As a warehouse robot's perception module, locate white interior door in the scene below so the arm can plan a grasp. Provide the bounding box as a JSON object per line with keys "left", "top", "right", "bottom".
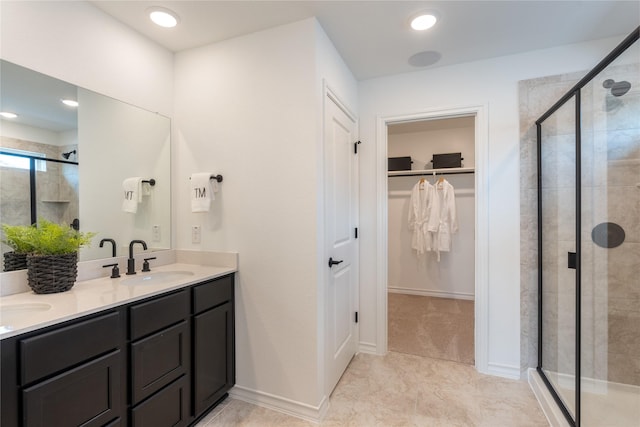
{"left": 324, "top": 92, "right": 358, "bottom": 395}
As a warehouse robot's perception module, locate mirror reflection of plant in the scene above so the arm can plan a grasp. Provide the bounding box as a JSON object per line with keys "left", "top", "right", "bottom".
{"left": 1, "top": 223, "right": 36, "bottom": 254}
{"left": 1, "top": 219, "right": 95, "bottom": 256}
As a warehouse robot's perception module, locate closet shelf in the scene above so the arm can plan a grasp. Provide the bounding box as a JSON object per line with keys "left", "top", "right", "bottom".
{"left": 388, "top": 167, "right": 475, "bottom": 177}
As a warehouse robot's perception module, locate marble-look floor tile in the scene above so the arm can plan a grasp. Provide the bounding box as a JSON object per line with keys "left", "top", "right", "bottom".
{"left": 199, "top": 352, "right": 549, "bottom": 426}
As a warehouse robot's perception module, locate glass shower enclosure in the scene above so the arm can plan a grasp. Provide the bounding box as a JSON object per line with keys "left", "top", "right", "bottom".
{"left": 536, "top": 27, "right": 639, "bottom": 426}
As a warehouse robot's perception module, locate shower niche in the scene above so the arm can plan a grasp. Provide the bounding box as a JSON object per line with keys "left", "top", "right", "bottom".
{"left": 536, "top": 27, "right": 639, "bottom": 426}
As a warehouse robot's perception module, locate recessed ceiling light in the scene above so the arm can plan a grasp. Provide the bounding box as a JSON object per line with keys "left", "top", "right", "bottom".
{"left": 0, "top": 112, "right": 18, "bottom": 119}
{"left": 411, "top": 13, "right": 438, "bottom": 31}
{"left": 61, "top": 99, "right": 79, "bottom": 107}
{"left": 149, "top": 7, "right": 179, "bottom": 28}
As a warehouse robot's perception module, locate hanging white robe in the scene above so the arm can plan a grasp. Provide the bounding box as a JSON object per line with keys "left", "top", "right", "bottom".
{"left": 428, "top": 178, "right": 458, "bottom": 259}
{"left": 408, "top": 179, "right": 435, "bottom": 254}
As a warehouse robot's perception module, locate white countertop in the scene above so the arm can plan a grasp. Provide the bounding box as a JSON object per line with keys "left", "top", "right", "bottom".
{"left": 0, "top": 263, "right": 236, "bottom": 340}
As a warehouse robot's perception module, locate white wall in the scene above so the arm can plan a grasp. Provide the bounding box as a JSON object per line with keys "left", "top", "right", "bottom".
{"left": 0, "top": 1, "right": 173, "bottom": 116}
{"left": 78, "top": 88, "right": 171, "bottom": 260}
{"left": 0, "top": 121, "right": 67, "bottom": 147}
{"left": 358, "top": 36, "right": 626, "bottom": 374}
{"left": 173, "top": 18, "right": 356, "bottom": 414}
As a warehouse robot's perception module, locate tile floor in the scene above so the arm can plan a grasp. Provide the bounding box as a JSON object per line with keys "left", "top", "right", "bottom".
{"left": 197, "top": 295, "right": 548, "bottom": 426}
{"left": 197, "top": 352, "right": 549, "bottom": 426}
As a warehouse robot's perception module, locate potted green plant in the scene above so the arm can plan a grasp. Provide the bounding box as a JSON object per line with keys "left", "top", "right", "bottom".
{"left": 1, "top": 223, "right": 35, "bottom": 271}
{"left": 2, "top": 220, "right": 95, "bottom": 294}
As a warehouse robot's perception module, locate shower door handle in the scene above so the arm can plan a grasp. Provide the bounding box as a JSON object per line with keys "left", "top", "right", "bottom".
{"left": 567, "top": 252, "right": 576, "bottom": 269}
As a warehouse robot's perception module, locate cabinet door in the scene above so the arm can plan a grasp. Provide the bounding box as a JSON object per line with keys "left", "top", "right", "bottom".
{"left": 193, "top": 301, "right": 234, "bottom": 416}
{"left": 22, "top": 351, "right": 121, "bottom": 427}
{"left": 131, "top": 375, "right": 189, "bottom": 427}
{"left": 131, "top": 321, "right": 190, "bottom": 404}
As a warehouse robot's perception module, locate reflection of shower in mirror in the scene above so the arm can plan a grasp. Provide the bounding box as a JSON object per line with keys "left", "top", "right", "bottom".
{"left": 61, "top": 149, "right": 76, "bottom": 160}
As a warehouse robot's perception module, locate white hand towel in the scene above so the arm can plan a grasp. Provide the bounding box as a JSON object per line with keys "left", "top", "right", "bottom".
{"left": 122, "top": 177, "right": 142, "bottom": 213}
{"left": 191, "top": 173, "right": 213, "bottom": 212}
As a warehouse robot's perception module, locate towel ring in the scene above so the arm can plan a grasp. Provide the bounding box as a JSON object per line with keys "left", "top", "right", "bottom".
{"left": 142, "top": 179, "right": 156, "bottom": 186}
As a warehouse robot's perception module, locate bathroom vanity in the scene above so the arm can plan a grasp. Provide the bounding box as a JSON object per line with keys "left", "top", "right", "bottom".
{"left": 0, "top": 264, "right": 235, "bottom": 427}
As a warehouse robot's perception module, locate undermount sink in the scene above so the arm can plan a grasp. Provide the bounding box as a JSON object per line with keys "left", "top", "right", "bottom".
{"left": 0, "top": 303, "right": 53, "bottom": 324}
{"left": 120, "top": 270, "right": 195, "bottom": 285}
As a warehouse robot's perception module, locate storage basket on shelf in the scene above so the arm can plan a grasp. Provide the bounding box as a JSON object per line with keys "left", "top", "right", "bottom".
{"left": 388, "top": 156, "right": 413, "bottom": 171}
{"left": 431, "top": 152, "right": 463, "bottom": 169}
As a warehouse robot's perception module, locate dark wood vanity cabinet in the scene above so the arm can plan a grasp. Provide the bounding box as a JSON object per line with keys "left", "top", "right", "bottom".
{"left": 0, "top": 272, "right": 235, "bottom": 427}
{"left": 129, "top": 290, "right": 191, "bottom": 427}
{"left": 192, "top": 275, "right": 235, "bottom": 418}
{"left": 1, "top": 310, "right": 126, "bottom": 427}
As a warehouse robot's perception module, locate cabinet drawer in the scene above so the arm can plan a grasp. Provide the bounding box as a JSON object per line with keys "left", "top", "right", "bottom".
{"left": 131, "top": 321, "right": 190, "bottom": 404}
{"left": 22, "top": 350, "right": 121, "bottom": 427}
{"left": 130, "top": 290, "right": 189, "bottom": 340}
{"left": 20, "top": 311, "right": 120, "bottom": 385}
{"left": 131, "top": 375, "right": 189, "bottom": 427}
{"left": 192, "top": 274, "right": 234, "bottom": 314}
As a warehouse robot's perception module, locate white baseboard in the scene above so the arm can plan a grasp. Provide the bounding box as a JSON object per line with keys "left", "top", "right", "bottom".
{"left": 229, "top": 385, "right": 328, "bottom": 423}
{"left": 358, "top": 341, "right": 378, "bottom": 355}
{"left": 388, "top": 286, "right": 474, "bottom": 301}
{"left": 487, "top": 362, "right": 521, "bottom": 380}
{"left": 528, "top": 368, "right": 570, "bottom": 427}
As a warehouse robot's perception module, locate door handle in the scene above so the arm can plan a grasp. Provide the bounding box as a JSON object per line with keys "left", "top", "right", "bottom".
{"left": 328, "top": 257, "right": 344, "bottom": 268}
{"left": 568, "top": 252, "right": 576, "bottom": 269}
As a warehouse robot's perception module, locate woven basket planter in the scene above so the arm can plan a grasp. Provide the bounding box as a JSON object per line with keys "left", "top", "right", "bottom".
{"left": 3, "top": 251, "right": 28, "bottom": 272}
{"left": 26, "top": 253, "right": 78, "bottom": 294}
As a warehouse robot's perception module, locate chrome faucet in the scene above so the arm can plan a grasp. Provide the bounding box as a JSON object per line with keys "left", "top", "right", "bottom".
{"left": 126, "top": 240, "right": 148, "bottom": 275}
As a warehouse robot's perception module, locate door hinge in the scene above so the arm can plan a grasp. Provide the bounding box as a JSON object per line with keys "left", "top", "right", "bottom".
{"left": 354, "top": 140, "right": 362, "bottom": 154}
{"left": 354, "top": 227, "right": 358, "bottom": 239}
{"left": 355, "top": 312, "right": 359, "bottom": 323}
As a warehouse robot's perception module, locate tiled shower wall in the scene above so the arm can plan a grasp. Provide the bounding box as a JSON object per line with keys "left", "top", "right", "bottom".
{"left": 519, "top": 62, "right": 639, "bottom": 385}
{"left": 1, "top": 137, "right": 79, "bottom": 256}
{"left": 519, "top": 71, "right": 582, "bottom": 378}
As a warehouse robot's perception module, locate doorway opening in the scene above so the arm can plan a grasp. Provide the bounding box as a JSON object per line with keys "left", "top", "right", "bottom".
{"left": 387, "top": 116, "right": 476, "bottom": 364}
{"left": 375, "top": 105, "right": 489, "bottom": 373}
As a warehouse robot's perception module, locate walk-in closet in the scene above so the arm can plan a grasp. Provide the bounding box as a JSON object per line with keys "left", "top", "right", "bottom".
{"left": 387, "top": 116, "right": 476, "bottom": 365}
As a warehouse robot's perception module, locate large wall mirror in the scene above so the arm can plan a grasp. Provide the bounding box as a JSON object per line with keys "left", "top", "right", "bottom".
{"left": 0, "top": 60, "right": 171, "bottom": 269}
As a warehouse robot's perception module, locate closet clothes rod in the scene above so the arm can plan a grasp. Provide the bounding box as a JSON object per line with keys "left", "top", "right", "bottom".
{"left": 388, "top": 167, "right": 475, "bottom": 177}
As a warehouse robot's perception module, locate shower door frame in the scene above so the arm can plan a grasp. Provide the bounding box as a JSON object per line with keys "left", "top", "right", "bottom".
{"left": 535, "top": 27, "right": 639, "bottom": 427}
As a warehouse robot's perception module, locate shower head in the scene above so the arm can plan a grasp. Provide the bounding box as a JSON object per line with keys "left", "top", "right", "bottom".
{"left": 603, "top": 79, "right": 631, "bottom": 97}
{"left": 61, "top": 150, "right": 76, "bottom": 159}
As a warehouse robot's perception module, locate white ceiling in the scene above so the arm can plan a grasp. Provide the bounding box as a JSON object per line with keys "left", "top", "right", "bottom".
{"left": 92, "top": 1, "right": 640, "bottom": 80}
{"left": 1, "top": 60, "right": 78, "bottom": 132}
